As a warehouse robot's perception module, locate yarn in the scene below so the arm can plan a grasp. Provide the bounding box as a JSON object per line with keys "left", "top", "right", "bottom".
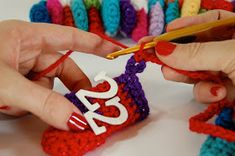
{"left": 71, "top": 0, "right": 89, "bottom": 31}
{"left": 30, "top": 1, "right": 51, "bottom": 23}
{"left": 120, "top": 0, "right": 137, "bottom": 37}
{"left": 201, "top": 0, "right": 234, "bottom": 11}
{"left": 149, "top": 2, "right": 165, "bottom": 36}
{"left": 88, "top": 7, "right": 104, "bottom": 34}
{"left": 46, "top": 0, "right": 64, "bottom": 24}
{"left": 131, "top": 0, "right": 148, "bottom": 42}
{"left": 148, "top": 0, "right": 165, "bottom": 10}
{"left": 200, "top": 108, "right": 235, "bottom": 156}
{"left": 181, "top": 0, "right": 201, "bottom": 17}
{"left": 101, "top": 0, "right": 120, "bottom": 37}
{"left": 84, "top": 0, "right": 100, "bottom": 9}
{"left": 41, "top": 55, "right": 149, "bottom": 156}
{"left": 165, "top": 0, "right": 180, "bottom": 24}
{"left": 63, "top": 5, "right": 75, "bottom": 27}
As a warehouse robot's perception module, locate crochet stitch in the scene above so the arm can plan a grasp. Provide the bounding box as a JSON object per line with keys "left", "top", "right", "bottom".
{"left": 101, "top": 0, "right": 120, "bottom": 37}
{"left": 181, "top": 0, "right": 201, "bottom": 17}
{"left": 120, "top": 0, "right": 137, "bottom": 37}
{"left": 71, "top": 0, "right": 89, "bottom": 31}
{"left": 200, "top": 108, "right": 235, "bottom": 156}
{"left": 47, "top": 0, "right": 64, "bottom": 24}
{"left": 165, "top": 0, "right": 180, "bottom": 24}
{"left": 30, "top": 1, "right": 51, "bottom": 23}
{"left": 149, "top": 2, "right": 165, "bottom": 36}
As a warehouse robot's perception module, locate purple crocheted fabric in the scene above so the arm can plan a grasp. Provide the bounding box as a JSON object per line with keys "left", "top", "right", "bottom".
{"left": 120, "top": 0, "right": 137, "bottom": 37}
{"left": 65, "top": 56, "right": 149, "bottom": 121}
{"left": 149, "top": 2, "right": 164, "bottom": 36}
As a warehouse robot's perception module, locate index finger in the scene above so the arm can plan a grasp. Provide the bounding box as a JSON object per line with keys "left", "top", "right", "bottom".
{"left": 14, "top": 20, "right": 121, "bottom": 57}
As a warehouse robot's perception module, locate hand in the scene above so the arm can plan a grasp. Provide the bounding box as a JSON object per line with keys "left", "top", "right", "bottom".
{"left": 0, "top": 20, "right": 120, "bottom": 131}
{"left": 140, "top": 10, "right": 235, "bottom": 104}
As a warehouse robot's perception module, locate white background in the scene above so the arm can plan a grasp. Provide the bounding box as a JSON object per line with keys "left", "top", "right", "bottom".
{"left": 0, "top": 0, "right": 207, "bottom": 156}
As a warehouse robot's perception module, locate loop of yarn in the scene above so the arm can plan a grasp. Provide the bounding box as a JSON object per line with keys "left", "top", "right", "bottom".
{"left": 47, "top": 0, "right": 64, "bottom": 24}
{"left": 120, "top": 0, "right": 137, "bottom": 37}
{"left": 30, "top": 1, "right": 52, "bottom": 23}
{"left": 71, "top": 0, "right": 89, "bottom": 31}
{"left": 149, "top": 2, "right": 165, "bottom": 36}
{"left": 101, "top": 0, "right": 120, "bottom": 37}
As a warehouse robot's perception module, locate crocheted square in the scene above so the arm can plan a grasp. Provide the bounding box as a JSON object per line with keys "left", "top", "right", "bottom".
{"left": 41, "top": 56, "right": 149, "bottom": 156}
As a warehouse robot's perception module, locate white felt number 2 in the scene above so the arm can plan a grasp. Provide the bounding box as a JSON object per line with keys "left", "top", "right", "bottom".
{"left": 76, "top": 71, "right": 128, "bottom": 135}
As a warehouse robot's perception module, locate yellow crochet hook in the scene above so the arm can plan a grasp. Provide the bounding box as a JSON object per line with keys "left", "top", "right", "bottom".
{"left": 106, "top": 17, "right": 235, "bottom": 60}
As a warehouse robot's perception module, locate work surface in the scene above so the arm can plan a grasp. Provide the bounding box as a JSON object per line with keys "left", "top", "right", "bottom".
{"left": 0, "top": 1, "right": 206, "bottom": 156}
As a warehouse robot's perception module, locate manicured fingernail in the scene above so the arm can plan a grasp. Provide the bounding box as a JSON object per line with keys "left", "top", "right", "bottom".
{"left": 210, "top": 86, "right": 221, "bottom": 96}
{"left": 67, "top": 112, "right": 89, "bottom": 131}
{"left": 0, "top": 106, "right": 10, "bottom": 110}
{"left": 155, "top": 41, "right": 176, "bottom": 56}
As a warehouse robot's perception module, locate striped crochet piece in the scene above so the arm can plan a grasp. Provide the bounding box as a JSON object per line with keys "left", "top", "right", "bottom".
{"left": 41, "top": 55, "right": 149, "bottom": 156}
{"left": 101, "top": 0, "right": 120, "bottom": 37}
{"left": 47, "top": 0, "right": 63, "bottom": 24}
{"left": 200, "top": 108, "right": 235, "bottom": 156}
{"left": 71, "top": 0, "right": 89, "bottom": 31}
{"left": 30, "top": 1, "right": 51, "bottom": 23}
{"left": 165, "top": 0, "right": 180, "bottom": 24}
{"left": 149, "top": 2, "right": 165, "bottom": 36}
{"left": 181, "top": 0, "right": 201, "bottom": 17}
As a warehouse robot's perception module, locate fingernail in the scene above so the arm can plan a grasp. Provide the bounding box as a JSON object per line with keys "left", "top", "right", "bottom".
{"left": 67, "top": 112, "right": 89, "bottom": 131}
{"left": 210, "top": 86, "right": 221, "bottom": 96}
{"left": 155, "top": 41, "right": 176, "bottom": 56}
{"left": 0, "top": 106, "right": 10, "bottom": 110}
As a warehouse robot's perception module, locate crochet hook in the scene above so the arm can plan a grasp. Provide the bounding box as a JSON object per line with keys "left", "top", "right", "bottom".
{"left": 106, "top": 17, "right": 235, "bottom": 60}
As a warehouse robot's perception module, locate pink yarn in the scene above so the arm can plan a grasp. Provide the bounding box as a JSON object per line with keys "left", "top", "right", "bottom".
{"left": 47, "top": 0, "right": 64, "bottom": 24}
{"left": 131, "top": 8, "right": 148, "bottom": 42}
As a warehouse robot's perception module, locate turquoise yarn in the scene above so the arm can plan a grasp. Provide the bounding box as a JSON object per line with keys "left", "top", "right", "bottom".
{"left": 165, "top": 0, "right": 179, "bottom": 24}
{"left": 101, "top": 0, "right": 120, "bottom": 37}
{"left": 200, "top": 108, "right": 235, "bottom": 156}
{"left": 71, "top": 0, "right": 88, "bottom": 31}
{"left": 30, "top": 1, "right": 51, "bottom": 23}
{"left": 148, "top": 0, "right": 165, "bottom": 10}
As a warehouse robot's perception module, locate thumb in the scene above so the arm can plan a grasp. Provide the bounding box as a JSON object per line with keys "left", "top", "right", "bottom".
{"left": 155, "top": 40, "right": 235, "bottom": 84}
{"left": 0, "top": 61, "right": 88, "bottom": 131}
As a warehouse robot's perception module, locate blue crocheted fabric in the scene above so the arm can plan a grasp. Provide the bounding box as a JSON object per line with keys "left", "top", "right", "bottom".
{"left": 101, "top": 0, "right": 120, "bottom": 37}
{"left": 71, "top": 0, "right": 89, "bottom": 31}
{"left": 30, "top": 0, "right": 51, "bottom": 23}
{"left": 200, "top": 108, "right": 235, "bottom": 156}
{"left": 165, "top": 0, "right": 179, "bottom": 24}
{"left": 148, "top": 0, "right": 165, "bottom": 11}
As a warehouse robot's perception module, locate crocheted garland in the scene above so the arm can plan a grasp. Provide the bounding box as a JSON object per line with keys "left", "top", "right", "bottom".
{"left": 30, "top": 0, "right": 235, "bottom": 42}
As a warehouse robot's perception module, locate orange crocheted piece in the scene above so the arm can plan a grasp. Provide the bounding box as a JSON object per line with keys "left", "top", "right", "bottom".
{"left": 88, "top": 7, "right": 104, "bottom": 34}
{"left": 63, "top": 5, "right": 75, "bottom": 27}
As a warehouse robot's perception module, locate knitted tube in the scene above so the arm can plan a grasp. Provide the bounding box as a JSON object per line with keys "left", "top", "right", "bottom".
{"left": 84, "top": 0, "right": 101, "bottom": 9}
{"left": 181, "top": 0, "right": 201, "bottom": 17}
{"left": 148, "top": 0, "right": 165, "bottom": 10}
{"left": 41, "top": 56, "right": 149, "bottom": 156}
{"left": 101, "top": 0, "right": 120, "bottom": 37}
{"left": 30, "top": 1, "right": 52, "bottom": 23}
{"left": 63, "top": 5, "right": 75, "bottom": 27}
{"left": 200, "top": 108, "right": 235, "bottom": 156}
{"left": 131, "top": 0, "right": 148, "bottom": 42}
{"left": 71, "top": 0, "right": 89, "bottom": 31}
{"left": 120, "top": 0, "right": 137, "bottom": 37}
{"left": 46, "top": 0, "right": 64, "bottom": 24}
{"left": 165, "top": 0, "right": 180, "bottom": 25}
{"left": 149, "top": 2, "right": 164, "bottom": 36}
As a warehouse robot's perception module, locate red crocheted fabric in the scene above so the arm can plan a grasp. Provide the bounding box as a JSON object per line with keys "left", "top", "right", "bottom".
{"left": 88, "top": 7, "right": 104, "bottom": 34}
{"left": 63, "top": 5, "right": 75, "bottom": 27}
{"left": 201, "top": 0, "right": 234, "bottom": 11}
